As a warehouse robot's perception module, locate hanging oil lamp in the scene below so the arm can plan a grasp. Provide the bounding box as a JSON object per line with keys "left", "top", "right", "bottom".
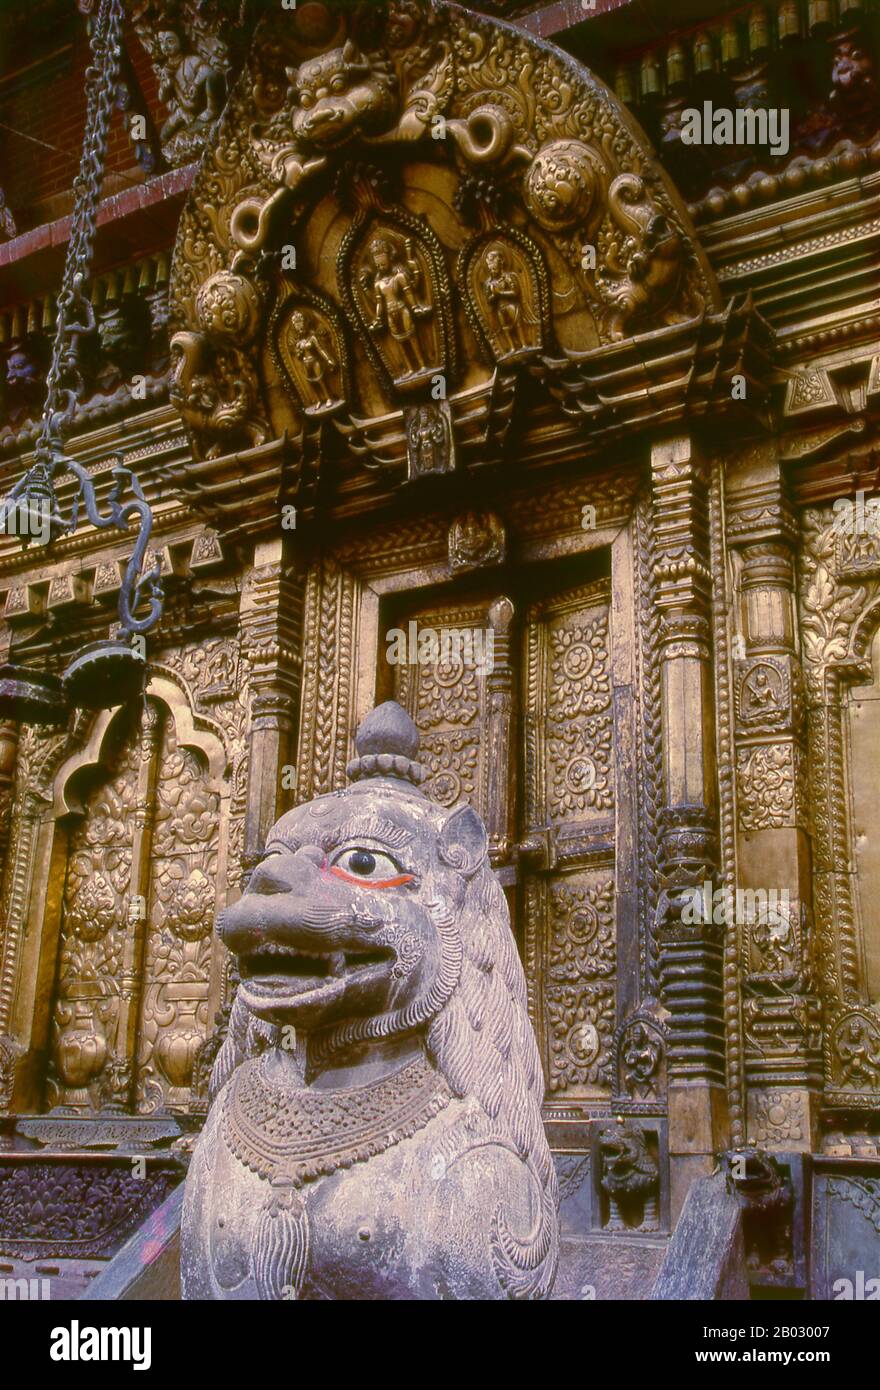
{"left": 0, "top": 0, "right": 163, "bottom": 723}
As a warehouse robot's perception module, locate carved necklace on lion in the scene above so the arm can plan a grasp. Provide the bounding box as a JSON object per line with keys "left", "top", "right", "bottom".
{"left": 222, "top": 1047, "right": 452, "bottom": 1187}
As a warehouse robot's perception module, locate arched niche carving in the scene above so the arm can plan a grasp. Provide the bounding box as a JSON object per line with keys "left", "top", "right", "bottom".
{"left": 168, "top": 0, "right": 722, "bottom": 491}
{"left": 52, "top": 672, "right": 227, "bottom": 821}
{"left": 33, "top": 678, "right": 232, "bottom": 1117}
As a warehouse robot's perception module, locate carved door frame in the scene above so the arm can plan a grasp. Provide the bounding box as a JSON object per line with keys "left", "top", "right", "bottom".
{"left": 800, "top": 544, "right": 880, "bottom": 1111}
{"left": 293, "top": 465, "right": 651, "bottom": 1126}
{"left": 0, "top": 673, "right": 232, "bottom": 1114}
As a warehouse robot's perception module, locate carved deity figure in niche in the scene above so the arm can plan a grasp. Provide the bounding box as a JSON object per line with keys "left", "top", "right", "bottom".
{"left": 621, "top": 1021, "right": 661, "bottom": 1099}
{"left": 156, "top": 28, "right": 227, "bottom": 149}
{"left": 181, "top": 702, "right": 559, "bottom": 1299}
{"left": 359, "top": 235, "right": 432, "bottom": 380}
{"left": 751, "top": 909, "right": 795, "bottom": 976}
{"left": 279, "top": 308, "right": 341, "bottom": 411}
{"left": 406, "top": 401, "right": 454, "bottom": 479}
{"left": 744, "top": 666, "right": 778, "bottom": 711}
{"left": 740, "top": 661, "right": 785, "bottom": 723}
{"left": 449, "top": 511, "right": 505, "bottom": 573}
{"left": 482, "top": 248, "right": 528, "bottom": 353}
{"left": 836, "top": 1016, "right": 880, "bottom": 1090}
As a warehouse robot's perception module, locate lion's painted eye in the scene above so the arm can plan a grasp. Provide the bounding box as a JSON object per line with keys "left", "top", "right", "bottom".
{"left": 331, "top": 75, "right": 345, "bottom": 92}
{"left": 299, "top": 91, "right": 314, "bottom": 109}
{"left": 328, "top": 847, "right": 415, "bottom": 887}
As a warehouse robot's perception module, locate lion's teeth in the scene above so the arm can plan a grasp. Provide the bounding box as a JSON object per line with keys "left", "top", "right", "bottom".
{"left": 260, "top": 942, "right": 331, "bottom": 959}
{"left": 329, "top": 951, "right": 346, "bottom": 977}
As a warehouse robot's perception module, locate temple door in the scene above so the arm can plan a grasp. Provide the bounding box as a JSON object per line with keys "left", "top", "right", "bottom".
{"left": 391, "top": 573, "right": 620, "bottom": 1106}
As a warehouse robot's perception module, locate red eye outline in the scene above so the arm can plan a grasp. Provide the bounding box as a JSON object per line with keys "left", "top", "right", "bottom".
{"left": 327, "top": 865, "right": 415, "bottom": 889}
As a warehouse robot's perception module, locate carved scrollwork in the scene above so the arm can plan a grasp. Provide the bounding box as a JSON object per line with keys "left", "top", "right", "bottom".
{"left": 596, "top": 174, "right": 700, "bottom": 341}
{"left": 169, "top": 0, "right": 717, "bottom": 481}
{"left": 170, "top": 330, "right": 271, "bottom": 460}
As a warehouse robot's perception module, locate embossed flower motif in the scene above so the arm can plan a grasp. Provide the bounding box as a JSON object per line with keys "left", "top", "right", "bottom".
{"left": 420, "top": 731, "right": 479, "bottom": 807}
{"left": 169, "top": 868, "right": 214, "bottom": 941}
{"left": 550, "top": 614, "right": 610, "bottom": 718}
{"left": 749, "top": 1090, "right": 804, "bottom": 1144}
{"left": 548, "top": 878, "right": 615, "bottom": 981}
{"left": 736, "top": 744, "right": 795, "bottom": 830}
{"left": 548, "top": 717, "right": 613, "bottom": 816}
{"left": 66, "top": 874, "right": 118, "bottom": 941}
{"left": 547, "top": 986, "right": 614, "bottom": 1093}
{"left": 416, "top": 660, "right": 479, "bottom": 728}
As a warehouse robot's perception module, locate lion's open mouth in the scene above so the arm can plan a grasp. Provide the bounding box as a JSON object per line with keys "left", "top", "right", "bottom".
{"left": 239, "top": 941, "right": 394, "bottom": 996}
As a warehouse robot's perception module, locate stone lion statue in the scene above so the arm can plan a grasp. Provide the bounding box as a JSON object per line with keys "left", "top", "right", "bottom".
{"left": 182, "top": 701, "right": 559, "bottom": 1299}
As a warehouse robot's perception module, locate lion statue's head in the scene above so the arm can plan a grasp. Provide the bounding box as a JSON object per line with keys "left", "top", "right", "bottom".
{"left": 206, "top": 700, "right": 558, "bottom": 1299}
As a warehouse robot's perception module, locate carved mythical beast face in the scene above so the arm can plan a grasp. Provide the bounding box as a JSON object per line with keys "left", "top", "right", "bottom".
{"left": 218, "top": 783, "right": 488, "bottom": 1034}
{"left": 831, "top": 38, "right": 876, "bottom": 104}
{"left": 287, "top": 41, "right": 397, "bottom": 151}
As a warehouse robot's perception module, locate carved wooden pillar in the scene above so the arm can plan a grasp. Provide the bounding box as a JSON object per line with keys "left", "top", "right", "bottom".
{"left": 0, "top": 780, "right": 55, "bottom": 1112}
{"left": 727, "top": 449, "right": 821, "bottom": 1152}
{"left": 107, "top": 701, "right": 162, "bottom": 1112}
{"left": 238, "top": 537, "right": 303, "bottom": 881}
{"left": 651, "top": 435, "right": 727, "bottom": 1217}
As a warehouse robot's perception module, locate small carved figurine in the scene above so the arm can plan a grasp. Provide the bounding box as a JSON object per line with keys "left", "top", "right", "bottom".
{"left": 482, "top": 248, "right": 528, "bottom": 354}
{"left": 284, "top": 309, "right": 339, "bottom": 408}
{"left": 156, "top": 28, "right": 227, "bottom": 151}
{"left": 406, "top": 402, "right": 453, "bottom": 478}
{"left": 360, "top": 235, "right": 432, "bottom": 378}
{"left": 598, "top": 1121, "right": 660, "bottom": 1232}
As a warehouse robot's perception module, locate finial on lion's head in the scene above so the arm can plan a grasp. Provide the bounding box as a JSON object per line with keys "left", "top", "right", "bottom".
{"left": 345, "top": 699, "right": 428, "bottom": 787}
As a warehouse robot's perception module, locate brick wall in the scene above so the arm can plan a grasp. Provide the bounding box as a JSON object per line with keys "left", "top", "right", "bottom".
{"left": 0, "top": 5, "right": 168, "bottom": 233}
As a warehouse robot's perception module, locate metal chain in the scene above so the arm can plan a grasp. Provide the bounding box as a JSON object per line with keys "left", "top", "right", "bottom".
{"left": 36, "top": 0, "right": 125, "bottom": 463}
